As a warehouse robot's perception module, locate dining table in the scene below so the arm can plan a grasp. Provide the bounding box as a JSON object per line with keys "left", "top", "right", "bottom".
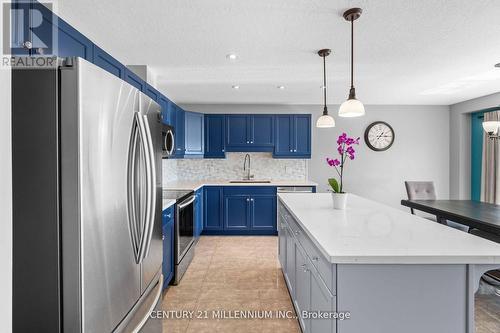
{"left": 400, "top": 199, "right": 500, "bottom": 236}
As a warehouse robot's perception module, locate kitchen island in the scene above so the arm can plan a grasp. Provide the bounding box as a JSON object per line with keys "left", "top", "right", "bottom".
{"left": 278, "top": 193, "right": 500, "bottom": 333}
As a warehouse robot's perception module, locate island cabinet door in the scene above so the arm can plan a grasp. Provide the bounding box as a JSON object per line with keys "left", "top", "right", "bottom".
{"left": 278, "top": 215, "right": 287, "bottom": 270}
{"left": 285, "top": 227, "right": 296, "bottom": 297}
{"left": 310, "top": 269, "right": 336, "bottom": 333}
{"left": 224, "top": 195, "right": 250, "bottom": 230}
{"left": 295, "top": 244, "right": 311, "bottom": 332}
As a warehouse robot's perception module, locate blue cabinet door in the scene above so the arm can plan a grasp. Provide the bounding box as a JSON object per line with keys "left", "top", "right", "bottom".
{"left": 250, "top": 195, "right": 276, "bottom": 231}
{"left": 194, "top": 188, "right": 203, "bottom": 237}
{"left": 226, "top": 115, "right": 248, "bottom": 147}
{"left": 273, "top": 115, "right": 311, "bottom": 158}
{"left": 124, "top": 69, "right": 145, "bottom": 91}
{"left": 293, "top": 115, "right": 311, "bottom": 157}
{"left": 144, "top": 84, "right": 160, "bottom": 102}
{"left": 274, "top": 115, "right": 293, "bottom": 156}
{"left": 162, "top": 207, "right": 174, "bottom": 289}
{"left": 204, "top": 187, "right": 223, "bottom": 231}
{"left": 158, "top": 96, "right": 170, "bottom": 125}
{"left": 250, "top": 115, "right": 274, "bottom": 146}
{"left": 23, "top": 2, "right": 93, "bottom": 59}
{"left": 204, "top": 115, "right": 226, "bottom": 158}
{"left": 184, "top": 112, "right": 204, "bottom": 157}
{"left": 224, "top": 195, "right": 250, "bottom": 230}
{"left": 173, "top": 105, "right": 185, "bottom": 158}
{"left": 92, "top": 45, "right": 126, "bottom": 79}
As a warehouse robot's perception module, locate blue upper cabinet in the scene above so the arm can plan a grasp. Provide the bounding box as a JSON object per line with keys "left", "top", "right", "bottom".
{"left": 124, "top": 69, "right": 145, "bottom": 91}
{"left": 226, "top": 115, "right": 248, "bottom": 147}
{"left": 204, "top": 115, "right": 226, "bottom": 158}
{"left": 172, "top": 105, "right": 185, "bottom": 158}
{"left": 158, "top": 96, "right": 171, "bottom": 125}
{"left": 293, "top": 115, "right": 311, "bottom": 156}
{"left": 12, "top": 2, "right": 93, "bottom": 59}
{"left": 250, "top": 115, "right": 274, "bottom": 146}
{"left": 92, "top": 45, "right": 126, "bottom": 79}
{"left": 144, "top": 84, "right": 160, "bottom": 102}
{"left": 184, "top": 111, "right": 204, "bottom": 158}
{"left": 225, "top": 115, "right": 274, "bottom": 152}
{"left": 274, "top": 114, "right": 311, "bottom": 158}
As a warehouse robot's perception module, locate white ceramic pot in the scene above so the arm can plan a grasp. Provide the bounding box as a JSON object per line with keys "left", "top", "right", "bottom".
{"left": 331, "top": 192, "right": 348, "bottom": 210}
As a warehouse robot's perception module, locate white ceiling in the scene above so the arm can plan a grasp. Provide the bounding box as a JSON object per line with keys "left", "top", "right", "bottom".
{"left": 56, "top": 0, "right": 500, "bottom": 105}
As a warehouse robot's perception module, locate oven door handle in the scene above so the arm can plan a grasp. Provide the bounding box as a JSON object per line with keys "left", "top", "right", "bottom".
{"left": 177, "top": 195, "right": 196, "bottom": 210}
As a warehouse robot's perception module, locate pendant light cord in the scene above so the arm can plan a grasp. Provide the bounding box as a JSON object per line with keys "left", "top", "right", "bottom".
{"left": 323, "top": 54, "right": 327, "bottom": 114}
{"left": 350, "top": 18, "right": 354, "bottom": 89}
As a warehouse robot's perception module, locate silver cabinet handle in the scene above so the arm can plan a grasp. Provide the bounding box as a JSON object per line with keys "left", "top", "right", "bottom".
{"left": 162, "top": 235, "right": 165, "bottom": 241}
{"left": 222, "top": 149, "right": 225, "bottom": 152}
{"left": 251, "top": 141, "right": 254, "bottom": 144}
{"left": 289, "top": 149, "right": 293, "bottom": 152}
{"left": 165, "top": 214, "right": 171, "bottom": 219}
{"left": 251, "top": 198, "right": 254, "bottom": 202}
{"left": 294, "top": 230, "right": 300, "bottom": 235}
{"left": 246, "top": 198, "right": 250, "bottom": 202}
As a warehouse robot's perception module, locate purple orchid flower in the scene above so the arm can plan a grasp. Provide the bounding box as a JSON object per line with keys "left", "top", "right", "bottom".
{"left": 326, "top": 133, "right": 361, "bottom": 193}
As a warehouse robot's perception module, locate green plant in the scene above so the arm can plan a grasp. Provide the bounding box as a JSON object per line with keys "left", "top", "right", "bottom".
{"left": 328, "top": 178, "right": 340, "bottom": 193}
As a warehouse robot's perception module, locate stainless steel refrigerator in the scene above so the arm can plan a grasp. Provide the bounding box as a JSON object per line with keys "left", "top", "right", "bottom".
{"left": 12, "top": 57, "right": 163, "bottom": 332}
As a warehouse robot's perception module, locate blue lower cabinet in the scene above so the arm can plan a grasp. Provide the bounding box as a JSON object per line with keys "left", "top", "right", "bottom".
{"left": 251, "top": 195, "right": 276, "bottom": 231}
{"left": 224, "top": 195, "right": 250, "bottom": 230}
{"left": 203, "top": 186, "right": 277, "bottom": 235}
{"left": 162, "top": 207, "right": 174, "bottom": 289}
{"left": 203, "top": 186, "right": 224, "bottom": 231}
{"left": 194, "top": 188, "right": 203, "bottom": 237}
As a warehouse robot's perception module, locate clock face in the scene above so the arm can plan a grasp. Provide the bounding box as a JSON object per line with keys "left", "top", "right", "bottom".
{"left": 364, "top": 121, "right": 395, "bottom": 151}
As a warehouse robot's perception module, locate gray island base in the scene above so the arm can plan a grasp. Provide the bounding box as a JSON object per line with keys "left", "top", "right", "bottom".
{"left": 277, "top": 193, "right": 500, "bottom": 333}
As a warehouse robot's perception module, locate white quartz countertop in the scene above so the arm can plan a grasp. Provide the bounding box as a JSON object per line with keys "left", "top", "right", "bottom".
{"left": 162, "top": 199, "right": 176, "bottom": 211}
{"left": 163, "top": 180, "right": 318, "bottom": 191}
{"left": 278, "top": 193, "right": 500, "bottom": 264}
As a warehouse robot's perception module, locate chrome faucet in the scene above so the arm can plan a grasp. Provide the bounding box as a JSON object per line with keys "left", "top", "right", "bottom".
{"left": 243, "top": 154, "right": 254, "bottom": 180}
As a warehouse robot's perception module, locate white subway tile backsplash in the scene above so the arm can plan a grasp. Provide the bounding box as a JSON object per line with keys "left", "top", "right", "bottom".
{"left": 162, "top": 153, "right": 307, "bottom": 184}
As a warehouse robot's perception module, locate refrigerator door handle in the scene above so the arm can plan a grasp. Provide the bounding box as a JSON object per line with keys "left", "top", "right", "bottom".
{"left": 141, "top": 114, "right": 157, "bottom": 260}
{"left": 127, "top": 114, "right": 141, "bottom": 263}
{"left": 136, "top": 112, "right": 153, "bottom": 263}
{"left": 130, "top": 274, "right": 163, "bottom": 333}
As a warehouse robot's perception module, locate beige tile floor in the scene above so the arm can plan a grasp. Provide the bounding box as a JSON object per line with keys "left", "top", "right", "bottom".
{"left": 162, "top": 236, "right": 500, "bottom": 333}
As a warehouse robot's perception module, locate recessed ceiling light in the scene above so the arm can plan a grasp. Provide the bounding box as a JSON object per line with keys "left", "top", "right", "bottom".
{"left": 226, "top": 53, "right": 238, "bottom": 61}
{"left": 277, "top": 85, "right": 285, "bottom": 90}
{"left": 232, "top": 85, "right": 240, "bottom": 89}
{"left": 495, "top": 63, "right": 500, "bottom": 68}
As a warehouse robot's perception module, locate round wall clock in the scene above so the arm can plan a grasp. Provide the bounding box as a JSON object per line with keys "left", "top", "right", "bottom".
{"left": 364, "top": 121, "right": 395, "bottom": 151}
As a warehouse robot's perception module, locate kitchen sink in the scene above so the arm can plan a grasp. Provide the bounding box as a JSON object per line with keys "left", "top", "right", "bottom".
{"left": 229, "top": 180, "right": 272, "bottom": 183}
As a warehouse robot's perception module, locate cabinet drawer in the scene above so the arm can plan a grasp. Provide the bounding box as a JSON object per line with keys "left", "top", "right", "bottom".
{"left": 281, "top": 206, "right": 336, "bottom": 295}
{"left": 223, "top": 186, "right": 276, "bottom": 196}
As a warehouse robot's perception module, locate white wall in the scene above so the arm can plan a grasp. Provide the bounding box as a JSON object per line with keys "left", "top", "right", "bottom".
{"left": 449, "top": 92, "right": 500, "bottom": 199}
{"left": 182, "top": 104, "right": 450, "bottom": 209}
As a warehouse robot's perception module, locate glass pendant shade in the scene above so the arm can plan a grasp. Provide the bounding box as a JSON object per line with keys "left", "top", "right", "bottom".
{"left": 339, "top": 98, "right": 365, "bottom": 117}
{"left": 483, "top": 121, "right": 500, "bottom": 135}
{"left": 316, "top": 114, "right": 336, "bottom": 128}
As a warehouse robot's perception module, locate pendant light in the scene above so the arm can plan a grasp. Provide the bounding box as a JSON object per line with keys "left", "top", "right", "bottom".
{"left": 316, "top": 49, "right": 335, "bottom": 128}
{"left": 339, "top": 8, "right": 365, "bottom": 117}
{"left": 483, "top": 121, "right": 500, "bottom": 139}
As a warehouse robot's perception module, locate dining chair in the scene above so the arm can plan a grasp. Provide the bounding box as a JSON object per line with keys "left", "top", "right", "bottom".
{"left": 404, "top": 181, "right": 469, "bottom": 232}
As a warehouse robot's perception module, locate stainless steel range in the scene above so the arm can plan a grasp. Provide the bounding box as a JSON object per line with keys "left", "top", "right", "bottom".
{"left": 163, "top": 190, "right": 196, "bottom": 284}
